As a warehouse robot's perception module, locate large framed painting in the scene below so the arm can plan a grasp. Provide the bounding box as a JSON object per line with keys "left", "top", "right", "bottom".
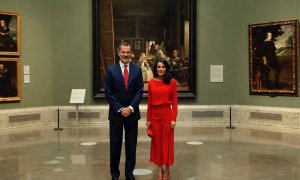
{"left": 93, "top": 0, "right": 197, "bottom": 98}
{"left": 249, "top": 20, "right": 298, "bottom": 96}
{"left": 0, "top": 11, "right": 21, "bottom": 56}
{"left": 0, "top": 58, "right": 20, "bottom": 102}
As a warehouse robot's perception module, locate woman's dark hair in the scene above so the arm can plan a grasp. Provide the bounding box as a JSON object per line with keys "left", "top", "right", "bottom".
{"left": 153, "top": 59, "right": 172, "bottom": 84}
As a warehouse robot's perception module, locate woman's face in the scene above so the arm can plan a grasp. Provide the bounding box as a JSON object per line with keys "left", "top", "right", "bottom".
{"left": 139, "top": 53, "right": 145, "bottom": 63}
{"left": 156, "top": 62, "right": 166, "bottom": 77}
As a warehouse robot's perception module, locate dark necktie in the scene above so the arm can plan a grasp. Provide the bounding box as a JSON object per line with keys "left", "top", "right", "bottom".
{"left": 124, "top": 64, "right": 129, "bottom": 89}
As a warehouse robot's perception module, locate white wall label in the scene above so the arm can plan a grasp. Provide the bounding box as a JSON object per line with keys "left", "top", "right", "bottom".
{"left": 70, "top": 89, "right": 86, "bottom": 104}
{"left": 24, "top": 65, "right": 30, "bottom": 75}
{"left": 24, "top": 74, "right": 30, "bottom": 84}
{"left": 210, "top": 65, "right": 223, "bottom": 83}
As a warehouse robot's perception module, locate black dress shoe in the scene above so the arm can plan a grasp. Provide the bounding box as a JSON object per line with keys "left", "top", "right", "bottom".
{"left": 126, "top": 175, "right": 136, "bottom": 180}
{"left": 111, "top": 177, "right": 119, "bottom": 180}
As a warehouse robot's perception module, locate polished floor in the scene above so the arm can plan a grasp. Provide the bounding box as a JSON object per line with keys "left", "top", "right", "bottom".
{"left": 0, "top": 125, "right": 300, "bottom": 180}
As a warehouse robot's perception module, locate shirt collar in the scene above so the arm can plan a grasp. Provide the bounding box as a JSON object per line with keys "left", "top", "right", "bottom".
{"left": 119, "top": 61, "right": 129, "bottom": 68}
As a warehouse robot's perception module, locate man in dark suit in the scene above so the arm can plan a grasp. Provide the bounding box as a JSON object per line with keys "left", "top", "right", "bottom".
{"left": 105, "top": 42, "right": 144, "bottom": 180}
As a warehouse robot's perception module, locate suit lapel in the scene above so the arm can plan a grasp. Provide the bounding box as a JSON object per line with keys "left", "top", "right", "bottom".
{"left": 115, "top": 64, "right": 126, "bottom": 90}
{"left": 128, "top": 63, "right": 135, "bottom": 89}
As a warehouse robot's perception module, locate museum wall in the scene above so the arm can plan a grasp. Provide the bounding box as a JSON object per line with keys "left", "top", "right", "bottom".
{"left": 0, "top": 0, "right": 54, "bottom": 109}
{"left": 235, "top": 0, "right": 300, "bottom": 107}
{"left": 197, "top": 0, "right": 238, "bottom": 105}
{"left": 1, "top": 0, "right": 300, "bottom": 109}
{"left": 50, "top": 0, "right": 238, "bottom": 106}
{"left": 52, "top": 0, "right": 93, "bottom": 105}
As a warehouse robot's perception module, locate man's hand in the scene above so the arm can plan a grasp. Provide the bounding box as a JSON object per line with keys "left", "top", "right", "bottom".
{"left": 121, "top": 107, "right": 132, "bottom": 117}
{"left": 263, "top": 56, "right": 267, "bottom": 65}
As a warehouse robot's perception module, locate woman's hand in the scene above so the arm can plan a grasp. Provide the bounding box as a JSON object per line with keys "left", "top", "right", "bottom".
{"left": 146, "top": 121, "right": 151, "bottom": 128}
{"left": 171, "top": 121, "right": 176, "bottom": 128}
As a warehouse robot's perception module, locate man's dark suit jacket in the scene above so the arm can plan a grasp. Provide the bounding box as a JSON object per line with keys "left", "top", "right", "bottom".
{"left": 104, "top": 62, "right": 144, "bottom": 121}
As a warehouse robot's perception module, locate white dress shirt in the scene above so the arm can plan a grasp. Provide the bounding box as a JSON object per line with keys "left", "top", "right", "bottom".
{"left": 118, "top": 61, "right": 134, "bottom": 113}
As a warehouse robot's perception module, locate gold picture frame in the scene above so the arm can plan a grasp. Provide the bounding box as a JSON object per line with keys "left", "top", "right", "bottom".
{"left": 0, "top": 58, "right": 21, "bottom": 102}
{"left": 0, "top": 11, "right": 21, "bottom": 56}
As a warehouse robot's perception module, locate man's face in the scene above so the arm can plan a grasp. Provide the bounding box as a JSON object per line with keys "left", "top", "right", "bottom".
{"left": 0, "top": 20, "right": 5, "bottom": 27}
{"left": 118, "top": 45, "right": 131, "bottom": 64}
{"left": 0, "top": 64, "right": 4, "bottom": 71}
{"left": 267, "top": 32, "right": 272, "bottom": 40}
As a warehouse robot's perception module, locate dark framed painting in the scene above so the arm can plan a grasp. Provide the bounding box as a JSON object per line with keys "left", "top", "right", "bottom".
{"left": 93, "top": 0, "right": 197, "bottom": 98}
{"left": 133, "top": 39, "right": 142, "bottom": 51}
{"left": 0, "top": 11, "right": 21, "bottom": 56}
{"left": 249, "top": 20, "right": 298, "bottom": 96}
{"left": 0, "top": 58, "right": 20, "bottom": 102}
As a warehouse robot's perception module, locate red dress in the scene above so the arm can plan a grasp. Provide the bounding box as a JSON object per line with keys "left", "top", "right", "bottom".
{"left": 147, "top": 78, "right": 178, "bottom": 166}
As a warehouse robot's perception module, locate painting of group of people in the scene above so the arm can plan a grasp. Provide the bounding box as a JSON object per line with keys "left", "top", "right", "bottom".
{"left": 133, "top": 41, "right": 189, "bottom": 91}
{"left": 93, "top": 0, "right": 196, "bottom": 97}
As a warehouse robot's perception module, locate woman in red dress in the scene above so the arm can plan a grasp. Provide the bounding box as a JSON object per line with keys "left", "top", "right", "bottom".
{"left": 146, "top": 59, "right": 178, "bottom": 180}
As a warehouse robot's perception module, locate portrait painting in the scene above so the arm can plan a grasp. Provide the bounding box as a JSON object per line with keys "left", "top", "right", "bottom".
{"left": 93, "top": 0, "right": 197, "bottom": 98}
{"left": 0, "top": 58, "right": 20, "bottom": 102}
{"left": 249, "top": 20, "right": 298, "bottom": 96}
{"left": 0, "top": 11, "right": 21, "bottom": 56}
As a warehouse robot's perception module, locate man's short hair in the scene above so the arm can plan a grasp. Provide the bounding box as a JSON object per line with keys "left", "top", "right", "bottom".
{"left": 118, "top": 41, "right": 131, "bottom": 52}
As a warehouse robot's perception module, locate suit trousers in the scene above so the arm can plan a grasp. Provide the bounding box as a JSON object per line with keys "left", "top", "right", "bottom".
{"left": 109, "top": 117, "right": 138, "bottom": 178}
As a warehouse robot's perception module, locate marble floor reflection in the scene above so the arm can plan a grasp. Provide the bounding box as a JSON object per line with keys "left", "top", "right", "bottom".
{"left": 0, "top": 126, "right": 300, "bottom": 180}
